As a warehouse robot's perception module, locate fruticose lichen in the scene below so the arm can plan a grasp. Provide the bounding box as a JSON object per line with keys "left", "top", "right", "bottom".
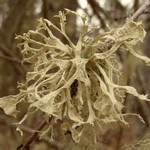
{"left": 123, "top": 134, "right": 150, "bottom": 150}
{"left": 0, "top": 9, "right": 150, "bottom": 143}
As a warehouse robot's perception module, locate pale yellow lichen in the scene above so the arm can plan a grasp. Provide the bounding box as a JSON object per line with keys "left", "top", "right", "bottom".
{"left": 0, "top": 9, "right": 150, "bottom": 143}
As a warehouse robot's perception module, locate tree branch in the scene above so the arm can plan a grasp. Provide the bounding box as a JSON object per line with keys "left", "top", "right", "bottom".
{"left": 17, "top": 124, "right": 63, "bottom": 150}
{"left": 87, "top": 0, "right": 107, "bottom": 28}
{"left": 17, "top": 117, "right": 53, "bottom": 150}
{"left": 0, "top": 54, "right": 21, "bottom": 64}
{"left": 131, "top": 0, "right": 150, "bottom": 21}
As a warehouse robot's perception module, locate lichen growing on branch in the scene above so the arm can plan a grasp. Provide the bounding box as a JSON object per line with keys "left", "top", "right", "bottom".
{"left": 0, "top": 9, "right": 150, "bottom": 143}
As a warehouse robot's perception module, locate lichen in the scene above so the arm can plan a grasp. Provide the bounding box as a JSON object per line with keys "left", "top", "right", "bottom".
{"left": 0, "top": 9, "right": 150, "bottom": 143}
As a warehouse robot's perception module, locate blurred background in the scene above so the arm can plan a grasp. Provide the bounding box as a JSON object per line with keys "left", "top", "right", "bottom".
{"left": 0, "top": 0, "right": 150, "bottom": 149}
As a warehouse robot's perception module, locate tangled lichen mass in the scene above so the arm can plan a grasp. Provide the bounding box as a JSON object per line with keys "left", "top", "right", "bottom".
{"left": 0, "top": 9, "right": 150, "bottom": 143}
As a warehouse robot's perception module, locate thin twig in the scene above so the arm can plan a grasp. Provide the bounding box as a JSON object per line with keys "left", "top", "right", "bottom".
{"left": 17, "top": 124, "right": 63, "bottom": 150}
{"left": 0, "top": 43, "right": 24, "bottom": 74}
{"left": 133, "top": 0, "right": 139, "bottom": 12}
{"left": 0, "top": 43, "right": 21, "bottom": 63}
{"left": 22, "top": 120, "right": 47, "bottom": 149}
{"left": 87, "top": 0, "right": 107, "bottom": 28}
{"left": 0, "top": 115, "right": 61, "bottom": 150}
{"left": 131, "top": 0, "right": 150, "bottom": 21}
{"left": 18, "top": 117, "right": 52, "bottom": 150}
{"left": 0, "top": 54, "right": 21, "bottom": 64}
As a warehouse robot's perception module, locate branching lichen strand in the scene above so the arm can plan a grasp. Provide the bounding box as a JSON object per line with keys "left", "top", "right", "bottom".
{"left": 0, "top": 9, "right": 150, "bottom": 143}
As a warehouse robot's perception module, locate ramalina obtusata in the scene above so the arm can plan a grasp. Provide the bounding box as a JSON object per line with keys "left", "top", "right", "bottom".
{"left": 0, "top": 9, "right": 150, "bottom": 142}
